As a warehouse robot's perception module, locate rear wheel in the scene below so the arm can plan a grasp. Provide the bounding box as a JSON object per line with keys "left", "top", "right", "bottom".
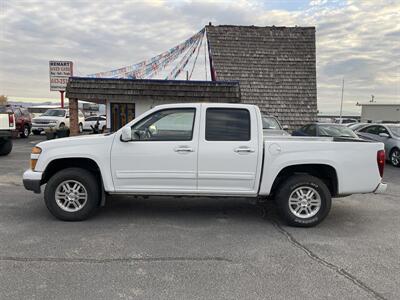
{"left": 0, "top": 138, "right": 13, "bottom": 156}
{"left": 275, "top": 174, "right": 331, "bottom": 227}
{"left": 20, "top": 125, "right": 30, "bottom": 138}
{"left": 390, "top": 148, "right": 400, "bottom": 167}
{"left": 44, "top": 168, "right": 100, "bottom": 221}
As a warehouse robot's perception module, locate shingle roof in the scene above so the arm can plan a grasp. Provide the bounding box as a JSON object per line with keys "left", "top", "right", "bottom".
{"left": 66, "top": 77, "right": 241, "bottom": 103}
{"left": 206, "top": 25, "right": 317, "bottom": 129}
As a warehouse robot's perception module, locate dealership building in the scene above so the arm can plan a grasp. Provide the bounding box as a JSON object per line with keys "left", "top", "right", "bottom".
{"left": 66, "top": 25, "right": 317, "bottom": 134}
{"left": 358, "top": 103, "right": 400, "bottom": 123}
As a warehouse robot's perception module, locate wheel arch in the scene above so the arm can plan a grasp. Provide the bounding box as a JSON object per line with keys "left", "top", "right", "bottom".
{"left": 41, "top": 157, "right": 103, "bottom": 188}
{"left": 270, "top": 164, "right": 339, "bottom": 197}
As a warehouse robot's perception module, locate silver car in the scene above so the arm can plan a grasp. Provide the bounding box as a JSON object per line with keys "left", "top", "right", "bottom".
{"left": 356, "top": 124, "right": 400, "bottom": 167}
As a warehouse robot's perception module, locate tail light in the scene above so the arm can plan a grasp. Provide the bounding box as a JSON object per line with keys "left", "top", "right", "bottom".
{"left": 377, "top": 150, "right": 385, "bottom": 177}
{"left": 8, "top": 114, "right": 14, "bottom": 127}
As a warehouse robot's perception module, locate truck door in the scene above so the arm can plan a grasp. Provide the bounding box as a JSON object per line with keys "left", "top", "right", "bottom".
{"left": 111, "top": 105, "right": 200, "bottom": 193}
{"left": 197, "top": 105, "right": 260, "bottom": 194}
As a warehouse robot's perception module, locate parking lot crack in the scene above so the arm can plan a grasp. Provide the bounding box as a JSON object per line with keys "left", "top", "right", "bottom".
{"left": 0, "top": 256, "right": 232, "bottom": 264}
{"left": 269, "top": 219, "right": 387, "bottom": 300}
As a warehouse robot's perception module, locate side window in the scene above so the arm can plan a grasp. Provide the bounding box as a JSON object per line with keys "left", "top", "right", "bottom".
{"left": 304, "top": 124, "right": 316, "bottom": 135}
{"left": 205, "top": 108, "right": 250, "bottom": 141}
{"left": 377, "top": 126, "right": 390, "bottom": 135}
{"left": 14, "top": 109, "right": 22, "bottom": 117}
{"left": 361, "top": 126, "right": 378, "bottom": 135}
{"left": 131, "top": 108, "right": 195, "bottom": 141}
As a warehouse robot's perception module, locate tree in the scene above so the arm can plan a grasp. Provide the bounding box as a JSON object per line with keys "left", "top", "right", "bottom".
{"left": 0, "top": 95, "right": 7, "bottom": 105}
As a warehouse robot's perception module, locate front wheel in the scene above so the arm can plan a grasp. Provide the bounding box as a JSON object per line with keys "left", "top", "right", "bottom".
{"left": 44, "top": 168, "right": 100, "bottom": 221}
{"left": 275, "top": 174, "right": 331, "bottom": 227}
{"left": 79, "top": 123, "right": 83, "bottom": 133}
{"left": 390, "top": 148, "right": 400, "bottom": 167}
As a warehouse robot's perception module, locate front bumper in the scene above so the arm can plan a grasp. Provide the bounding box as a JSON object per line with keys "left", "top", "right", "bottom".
{"left": 22, "top": 169, "right": 43, "bottom": 194}
{"left": 374, "top": 182, "right": 388, "bottom": 194}
{"left": 32, "top": 124, "right": 57, "bottom": 131}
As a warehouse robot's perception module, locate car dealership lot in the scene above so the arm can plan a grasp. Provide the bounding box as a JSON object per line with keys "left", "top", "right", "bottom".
{"left": 0, "top": 136, "right": 399, "bottom": 299}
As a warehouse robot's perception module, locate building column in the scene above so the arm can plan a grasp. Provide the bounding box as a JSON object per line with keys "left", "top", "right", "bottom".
{"left": 69, "top": 98, "right": 79, "bottom": 136}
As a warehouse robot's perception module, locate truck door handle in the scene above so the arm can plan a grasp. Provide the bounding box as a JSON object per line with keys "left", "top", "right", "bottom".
{"left": 174, "top": 146, "right": 194, "bottom": 153}
{"left": 234, "top": 147, "right": 255, "bottom": 153}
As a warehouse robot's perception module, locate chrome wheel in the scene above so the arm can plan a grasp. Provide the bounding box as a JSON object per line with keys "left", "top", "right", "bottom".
{"left": 289, "top": 186, "right": 321, "bottom": 219}
{"left": 24, "top": 126, "right": 29, "bottom": 137}
{"left": 391, "top": 149, "right": 400, "bottom": 166}
{"left": 55, "top": 180, "right": 88, "bottom": 212}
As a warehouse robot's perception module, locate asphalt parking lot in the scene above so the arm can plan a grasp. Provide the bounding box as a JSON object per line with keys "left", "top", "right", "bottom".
{"left": 0, "top": 136, "right": 399, "bottom": 299}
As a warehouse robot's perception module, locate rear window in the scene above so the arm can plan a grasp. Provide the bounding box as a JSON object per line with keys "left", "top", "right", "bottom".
{"left": 205, "top": 108, "right": 250, "bottom": 141}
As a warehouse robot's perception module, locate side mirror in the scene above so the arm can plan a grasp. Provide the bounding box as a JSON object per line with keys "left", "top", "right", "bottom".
{"left": 66, "top": 115, "right": 70, "bottom": 118}
{"left": 283, "top": 125, "right": 289, "bottom": 130}
{"left": 379, "top": 133, "right": 389, "bottom": 138}
{"left": 121, "top": 127, "right": 132, "bottom": 142}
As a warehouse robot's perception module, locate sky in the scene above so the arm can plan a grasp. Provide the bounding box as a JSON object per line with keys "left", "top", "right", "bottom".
{"left": 0, "top": 0, "right": 399, "bottom": 113}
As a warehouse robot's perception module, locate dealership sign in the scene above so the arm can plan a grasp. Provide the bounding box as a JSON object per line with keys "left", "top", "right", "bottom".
{"left": 49, "top": 61, "right": 73, "bottom": 91}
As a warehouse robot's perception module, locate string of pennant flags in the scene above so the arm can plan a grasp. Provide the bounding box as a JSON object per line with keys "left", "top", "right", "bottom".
{"left": 87, "top": 28, "right": 206, "bottom": 80}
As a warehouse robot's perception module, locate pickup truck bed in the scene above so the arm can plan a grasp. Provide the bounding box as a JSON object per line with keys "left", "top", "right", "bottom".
{"left": 23, "top": 103, "right": 387, "bottom": 227}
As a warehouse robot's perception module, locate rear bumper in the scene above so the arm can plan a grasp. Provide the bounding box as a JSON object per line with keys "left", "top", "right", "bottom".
{"left": 22, "top": 169, "right": 43, "bottom": 194}
{"left": 0, "top": 130, "right": 12, "bottom": 138}
{"left": 374, "top": 182, "right": 388, "bottom": 194}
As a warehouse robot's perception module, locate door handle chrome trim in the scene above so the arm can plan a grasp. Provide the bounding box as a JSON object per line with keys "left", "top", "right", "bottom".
{"left": 234, "top": 147, "right": 255, "bottom": 153}
{"left": 174, "top": 147, "right": 194, "bottom": 153}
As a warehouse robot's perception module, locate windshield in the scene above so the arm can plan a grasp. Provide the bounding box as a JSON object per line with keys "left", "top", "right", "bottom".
{"left": 42, "top": 109, "right": 66, "bottom": 117}
{"left": 319, "top": 124, "right": 358, "bottom": 138}
{"left": 262, "top": 116, "right": 282, "bottom": 130}
{"left": 388, "top": 126, "right": 400, "bottom": 137}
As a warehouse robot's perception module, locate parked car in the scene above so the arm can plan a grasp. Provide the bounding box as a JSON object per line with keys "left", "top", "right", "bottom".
{"left": 31, "top": 108, "right": 85, "bottom": 135}
{"left": 356, "top": 124, "right": 400, "bottom": 167}
{"left": 0, "top": 107, "right": 15, "bottom": 155}
{"left": 262, "top": 115, "right": 289, "bottom": 136}
{"left": 83, "top": 115, "right": 106, "bottom": 132}
{"left": 347, "top": 122, "right": 369, "bottom": 131}
{"left": 0, "top": 105, "right": 32, "bottom": 138}
{"left": 23, "top": 103, "right": 387, "bottom": 227}
{"left": 292, "top": 123, "right": 359, "bottom": 139}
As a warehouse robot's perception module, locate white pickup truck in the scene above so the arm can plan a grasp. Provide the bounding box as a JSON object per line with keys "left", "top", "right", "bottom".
{"left": 23, "top": 103, "right": 387, "bottom": 227}
{"left": 0, "top": 107, "right": 15, "bottom": 156}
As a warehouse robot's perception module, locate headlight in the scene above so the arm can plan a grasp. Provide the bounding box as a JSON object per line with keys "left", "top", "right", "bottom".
{"left": 30, "top": 146, "right": 42, "bottom": 170}
{"left": 49, "top": 120, "right": 57, "bottom": 124}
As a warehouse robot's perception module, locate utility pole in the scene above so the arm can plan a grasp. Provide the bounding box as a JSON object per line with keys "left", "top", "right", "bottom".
{"left": 339, "top": 78, "right": 344, "bottom": 123}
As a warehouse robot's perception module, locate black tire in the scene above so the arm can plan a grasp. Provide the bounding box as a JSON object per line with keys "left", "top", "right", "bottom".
{"left": 32, "top": 130, "right": 41, "bottom": 135}
{"left": 44, "top": 168, "right": 100, "bottom": 221}
{"left": 0, "top": 138, "right": 13, "bottom": 156}
{"left": 20, "top": 125, "right": 30, "bottom": 138}
{"left": 79, "top": 123, "right": 83, "bottom": 133}
{"left": 275, "top": 174, "right": 331, "bottom": 227}
{"left": 389, "top": 148, "right": 400, "bottom": 167}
